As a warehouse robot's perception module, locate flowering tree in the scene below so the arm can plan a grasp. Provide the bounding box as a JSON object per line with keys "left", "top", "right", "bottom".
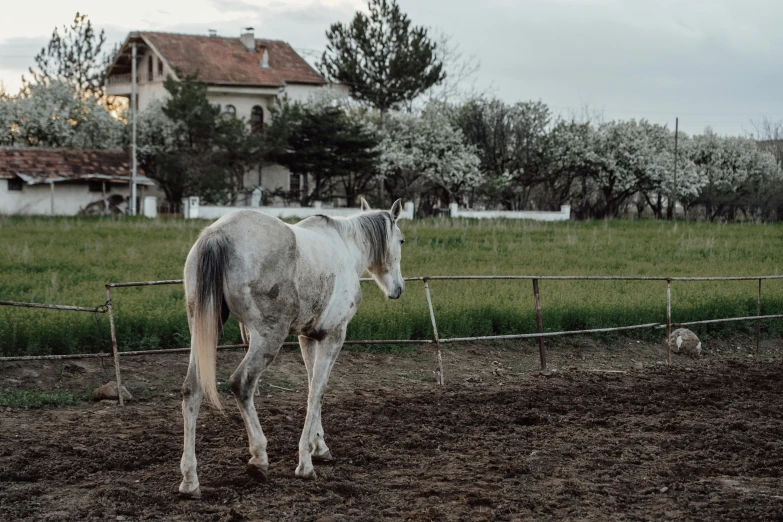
{"left": 378, "top": 103, "right": 481, "bottom": 208}
{"left": 540, "top": 120, "right": 603, "bottom": 215}
{"left": 691, "top": 133, "right": 781, "bottom": 220}
{"left": 452, "top": 98, "right": 550, "bottom": 209}
{"left": 0, "top": 80, "right": 125, "bottom": 148}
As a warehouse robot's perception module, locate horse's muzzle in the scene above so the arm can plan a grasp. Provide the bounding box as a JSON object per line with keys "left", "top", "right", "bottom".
{"left": 388, "top": 286, "right": 403, "bottom": 299}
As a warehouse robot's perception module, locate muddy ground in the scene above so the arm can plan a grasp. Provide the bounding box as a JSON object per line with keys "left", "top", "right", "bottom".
{"left": 2, "top": 336, "right": 783, "bottom": 521}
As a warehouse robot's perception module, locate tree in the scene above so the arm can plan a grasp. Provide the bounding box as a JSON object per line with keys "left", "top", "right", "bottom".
{"left": 0, "top": 80, "right": 125, "bottom": 148}
{"left": 137, "top": 74, "right": 264, "bottom": 207}
{"left": 136, "top": 99, "right": 180, "bottom": 204}
{"left": 540, "top": 120, "right": 603, "bottom": 215}
{"left": 691, "top": 134, "right": 781, "bottom": 221}
{"left": 320, "top": 0, "right": 445, "bottom": 116}
{"left": 453, "top": 98, "right": 550, "bottom": 210}
{"left": 27, "top": 13, "right": 109, "bottom": 100}
{"left": 378, "top": 103, "right": 481, "bottom": 208}
{"left": 266, "top": 97, "right": 380, "bottom": 206}
{"left": 423, "top": 31, "right": 480, "bottom": 104}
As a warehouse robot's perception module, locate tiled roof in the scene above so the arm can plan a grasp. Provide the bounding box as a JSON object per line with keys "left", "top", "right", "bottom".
{"left": 141, "top": 32, "right": 326, "bottom": 87}
{"left": 0, "top": 148, "right": 151, "bottom": 185}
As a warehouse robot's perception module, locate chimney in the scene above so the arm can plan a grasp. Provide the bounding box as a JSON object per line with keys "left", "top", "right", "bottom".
{"left": 208, "top": 29, "right": 217, "bottom": 37}
{"left": 259, "top": 48, "right": 270, "bottom": 68}
{"left": 240, "top": 27, "right": 255, "bottom": 51}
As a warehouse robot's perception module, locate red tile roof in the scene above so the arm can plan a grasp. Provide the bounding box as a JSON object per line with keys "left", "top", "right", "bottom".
{"left": 141, "top": 32, "right": 326, "bottom": 87}
{"left": 0, "top": 148, "right": 149, "bottom": 184}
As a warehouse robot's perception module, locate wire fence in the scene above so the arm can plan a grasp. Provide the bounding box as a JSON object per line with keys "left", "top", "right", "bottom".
{"left": 2, "top": 274, "right": 783, "bottom": 406}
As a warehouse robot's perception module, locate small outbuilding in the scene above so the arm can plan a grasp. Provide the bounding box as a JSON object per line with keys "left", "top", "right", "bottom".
{"left": 0, "top": 147, "right": 155, "bottom": 215}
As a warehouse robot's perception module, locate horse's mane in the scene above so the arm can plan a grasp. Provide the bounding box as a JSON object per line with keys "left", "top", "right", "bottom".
{"left": 349, "top": 211, "right": 392, "bottom": 268}
{"left": 298, "top": 211, "right": 392, "bottom": 268}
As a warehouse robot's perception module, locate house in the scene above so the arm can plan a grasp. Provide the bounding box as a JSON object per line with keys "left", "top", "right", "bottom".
{"left": 0, "top": 147, "right": 155, "bottom": 215}
{"left": 104, "top": 29, "right": 348, "bottom": 204}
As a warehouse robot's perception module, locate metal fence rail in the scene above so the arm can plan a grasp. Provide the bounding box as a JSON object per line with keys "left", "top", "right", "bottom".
{"left": 2, "top": 274, "right": 782, "bottom": 406}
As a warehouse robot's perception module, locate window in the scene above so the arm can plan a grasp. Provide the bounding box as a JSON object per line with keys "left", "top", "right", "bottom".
{"left": 147, "top": 55, "right": 153, "bottom": 82}
{"left": 88, "top": 181, "right": 109, "bottom": 193}
{"left": 289, "top": 173, "right": 301, "bottom": 193}
{"left": 251, "top": 105, "right": 264, "bottom": 133}
{"left": 223, "top": 104, "right": 236, "bottom": 118}
{"left": 158, "top": 58, "right": 163, "bottom": 78}
{"left": 7, "top": 177, "right": 23, "bottom": 191}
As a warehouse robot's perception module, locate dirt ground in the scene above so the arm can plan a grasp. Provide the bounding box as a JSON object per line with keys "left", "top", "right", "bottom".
{"left": 2, "top": 336, "right": 783, "bottom": 521}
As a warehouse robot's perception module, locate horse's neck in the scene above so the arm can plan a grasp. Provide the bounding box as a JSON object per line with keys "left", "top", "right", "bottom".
{"left": 342, "top": 217, "right": 376, "bottom": 276}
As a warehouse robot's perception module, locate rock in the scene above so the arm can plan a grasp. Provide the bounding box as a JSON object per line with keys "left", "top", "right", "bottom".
{"left": 633, "top": 362, "right": 644, "bottom": 370}
{"left": 93, "top": 381, "right": 132, "bottom": 401}
{"left": 667, "top": 328, "right": 702, "bottom": 357}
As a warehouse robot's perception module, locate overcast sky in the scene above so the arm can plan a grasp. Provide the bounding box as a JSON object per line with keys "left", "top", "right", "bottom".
{"left": 1, "top": 0, "right": 781, "bottom": 136}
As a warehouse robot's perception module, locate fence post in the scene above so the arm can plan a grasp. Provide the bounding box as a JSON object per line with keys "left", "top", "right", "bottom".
{"left": 757, "top": 279, "right": 762, "bottom": 355}
{"left": 532, "top": 279, "right": 546, "bottom": 371}
{"left": 105, "top": 285, "right": 124, "bottom": 406}
{"left": 423, "top": 279, "right": 444, "bottom": 385}
{"left": 666, "top": 279, "right": 672, "bottom": 368}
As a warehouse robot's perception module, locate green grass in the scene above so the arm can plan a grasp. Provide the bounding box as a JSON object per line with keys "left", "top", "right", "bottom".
{"left": 1, "top": 215, "right": 783, "bottom": 356}
{"left": 0, "top": 388, "right": 83, "bottom": 408}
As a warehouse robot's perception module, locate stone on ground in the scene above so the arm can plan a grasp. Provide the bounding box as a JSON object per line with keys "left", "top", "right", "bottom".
{"left": 668, "top": 328, "right": 702, "bottom": 357}
{"left": 93, "top": 381, "right": 132, "bottom": 401}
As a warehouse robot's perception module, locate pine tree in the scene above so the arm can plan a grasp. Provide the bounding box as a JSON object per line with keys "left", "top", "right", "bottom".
{"left": 320, "top": 0, "right": 445, "bottom": 117}
{"left": 267, "top": 100, "right": 379, "bottom": 206}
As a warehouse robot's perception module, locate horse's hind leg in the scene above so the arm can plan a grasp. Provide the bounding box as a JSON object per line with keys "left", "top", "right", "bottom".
{"left": 299, "top": 336, "right": 332, "bottom": 461}
{"left": 229, "top": 325, "right": 286, "bottom": 482}
{"left": 179, "top": 346, "right": 203, "bottom": 498}
{"left": 239, "top": 322, "right": 261, "bottom": 397}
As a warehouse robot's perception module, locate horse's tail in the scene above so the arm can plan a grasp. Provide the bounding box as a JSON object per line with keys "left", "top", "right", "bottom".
{"left": 191, "top": 231, "right": 230, "bottom": 410}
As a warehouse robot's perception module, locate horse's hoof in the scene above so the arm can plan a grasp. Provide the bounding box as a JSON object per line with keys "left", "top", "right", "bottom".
{"left": 295, "top": 466, "right": 317, "bottom": 480}
{"left": 246, "top": 464, "right": 268, "bottom": 483}
{"left": 312, "top": 450, "right": 334, "bottom": 462}
{"left": 178, "top": 483, "right": 201, "bottom": 499}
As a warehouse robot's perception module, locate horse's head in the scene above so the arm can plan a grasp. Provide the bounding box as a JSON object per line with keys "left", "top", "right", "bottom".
{"left": 361, "top": 198, "right": 405, "bottom": 299}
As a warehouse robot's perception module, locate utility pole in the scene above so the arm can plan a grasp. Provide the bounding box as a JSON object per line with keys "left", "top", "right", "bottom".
{"left": 669, "top": 117, "right": 678, "bottom": 220}
{"left": 130, "top": 42, "right": 138, "bottom": 216}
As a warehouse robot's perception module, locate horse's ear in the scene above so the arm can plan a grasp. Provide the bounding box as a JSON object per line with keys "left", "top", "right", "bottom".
{"left": 390, "top": 199, "right": 403, "bottom": 222}
{"left": 360, "top": 197, "right": 371, "bottom": 212}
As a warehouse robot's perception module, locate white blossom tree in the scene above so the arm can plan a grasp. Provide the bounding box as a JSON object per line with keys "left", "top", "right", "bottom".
{"left": 690, "top": 132, "right": 782, "bottom": 220}
{"left": 0, "top": 80, "right": 125, "bottom": 148}
{"left": 541, "top": 119, "right": 603, "bottom": 215}
{"left": 378, "top": 103, "right": 481, "bottom": 209}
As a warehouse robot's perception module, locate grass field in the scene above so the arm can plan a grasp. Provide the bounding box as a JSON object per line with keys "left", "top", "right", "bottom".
{"left": 1, "top": 215, "right": 782, "bottom": 356}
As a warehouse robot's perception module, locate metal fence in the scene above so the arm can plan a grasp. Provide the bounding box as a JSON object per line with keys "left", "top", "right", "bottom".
{"left": 2, "top": 274, "right": 783, "bottom": 406}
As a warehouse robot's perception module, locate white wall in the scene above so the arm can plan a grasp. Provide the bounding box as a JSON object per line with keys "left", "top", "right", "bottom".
{"left": 0, "top": 180, "right": 134, "bottom": 216}
{"left": 449, "top": 204, "right": 572, "bottom": 221}
{"left": 184, "top": 198, "right": 415, "bottom": 221}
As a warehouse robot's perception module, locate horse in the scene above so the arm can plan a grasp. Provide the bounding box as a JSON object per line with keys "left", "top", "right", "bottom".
{"left": 178, "top": 198, "right": 406, "bottom": 498}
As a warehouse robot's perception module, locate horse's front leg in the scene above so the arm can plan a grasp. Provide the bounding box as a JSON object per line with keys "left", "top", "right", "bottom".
{"left": 229, "top": 325, "right": 287, "bottom": 482}
{"left": 295, "top": 329, "right": 345, "bottom": 479}
{"left": 179, "top": 347, "right": 203, "bottom": 498}
{"left": 299, "top": 336, "right": 333, "bottom": 462}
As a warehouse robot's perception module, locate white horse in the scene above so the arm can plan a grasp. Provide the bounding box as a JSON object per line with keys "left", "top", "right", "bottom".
{"left": 179, "top": 199, "right": 405, "bottom": 498}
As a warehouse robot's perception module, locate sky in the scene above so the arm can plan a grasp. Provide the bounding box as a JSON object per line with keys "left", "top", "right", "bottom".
{"left": 1, "top": 0, "right": 782, "bottom": 136}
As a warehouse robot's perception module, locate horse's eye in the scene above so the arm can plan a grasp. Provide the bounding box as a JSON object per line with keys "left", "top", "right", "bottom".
{"left": 400, "top": 239, "right": 405, "bottom": 245}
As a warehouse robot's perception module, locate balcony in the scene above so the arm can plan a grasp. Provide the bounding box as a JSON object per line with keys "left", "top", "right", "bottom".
{"left": 105, "top": 72, "right": 167, "bottom": 96}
